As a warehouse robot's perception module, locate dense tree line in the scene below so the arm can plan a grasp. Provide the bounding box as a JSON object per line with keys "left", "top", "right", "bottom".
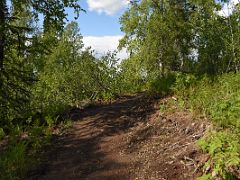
{"left": 0, "top": 0, "right": 80, "bottom": 129}
{"left": 119, "top": 0, "right": 240, "bottom": 77}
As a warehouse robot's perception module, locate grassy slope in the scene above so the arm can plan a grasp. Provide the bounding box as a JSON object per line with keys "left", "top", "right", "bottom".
{"left": 172, "top": 73, "right": 240, "bottom": 179}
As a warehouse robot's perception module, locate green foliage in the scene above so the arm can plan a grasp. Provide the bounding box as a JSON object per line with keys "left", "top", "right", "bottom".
{"left": 0, "top": 128, "right": 5, "bottom": 140}
{"left": 118, "top": 57, "right": 146, "bottom": 93}
{"left": 172, "top": 73, "right": 198, "bottom": 94}
{"left": 173, "top": 73, "right": 240, "bottom": 178}
{"left": 197, "top": 174, "right": 212, "bottom": 180}
{"left": 174, "top": 73, "right": 240, "bottom": 128}
{"left": 45, "top": 116, "right": 57, "bottom": 128}
{"left": 0, "top": 121, "right": 56, "bottom": 180}
{"left": 198, "top": 131, "right": 240, "bottom": 179}
{"left": 0, "top": 141, "right": 28, "bottom": 180}
{"left": 29, "top": 22, "right": 122, "bottom": 119}
{"left": 146, "top": 73, "right": 176, "bottom": 96}
{"left": 120, "top": 0, "right": 240, "bottom": 77}
{"left": 0, "top": 0, "right": 84, "bottom": 131}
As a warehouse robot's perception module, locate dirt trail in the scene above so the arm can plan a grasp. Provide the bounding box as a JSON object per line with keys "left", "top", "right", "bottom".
{"left": 28, "top": 94, "right": 208, "bottom": 180}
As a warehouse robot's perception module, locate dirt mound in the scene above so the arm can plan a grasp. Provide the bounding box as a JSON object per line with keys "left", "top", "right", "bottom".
{"left": 27, "top": 94, "right": 208, "bottom": 180}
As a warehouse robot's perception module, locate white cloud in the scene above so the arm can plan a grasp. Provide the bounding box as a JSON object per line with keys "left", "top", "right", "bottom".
{"left": 218, "top": 0, "right": 239, "bottom": 17}
{"left": 87, "top": 0, "right": 129, "bottom": 15}
{"left": 83, "top": 35, "right": 129, "bottom": 60}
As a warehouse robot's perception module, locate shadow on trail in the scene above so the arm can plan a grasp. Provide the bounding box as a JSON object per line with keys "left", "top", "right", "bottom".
{"left": 74, "top": 94, "right": 158, "bottom": 135}
{"left": 28, "top": 94, "right": 159, "bottom": 180}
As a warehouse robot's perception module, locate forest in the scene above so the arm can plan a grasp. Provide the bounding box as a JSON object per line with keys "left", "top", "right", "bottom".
{"left": 0, "top": 0, "right": 240, "bottom": 179}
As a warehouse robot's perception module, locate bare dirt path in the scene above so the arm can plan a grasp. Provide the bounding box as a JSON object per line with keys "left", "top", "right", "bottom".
{"left": 28, "top": 94, "right": 208, "bottom": 180}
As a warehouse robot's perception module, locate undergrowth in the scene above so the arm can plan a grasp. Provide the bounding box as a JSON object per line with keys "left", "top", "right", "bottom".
{"left": 0, "top": 116, "right": 72, "bottom": 180}
{"left": 0, "top": 141, "right": 28, "bottom": 180}
{"left": 198, "top": 131, "right": 240, "bottom": 179}
{"left": 0, "top": 125, "right": 48, "bottom": 179}
{"left": 171, "top": 73, "right": 240, "bottom": 179}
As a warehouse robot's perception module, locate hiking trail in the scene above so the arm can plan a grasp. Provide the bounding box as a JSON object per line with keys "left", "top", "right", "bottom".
{"left": 28, "top": 94, "right": 209, "bottom": 180}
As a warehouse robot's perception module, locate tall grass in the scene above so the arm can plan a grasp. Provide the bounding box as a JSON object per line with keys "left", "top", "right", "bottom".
{"left": 173, "top": 73, "right": 240, "bottom": 129}
{"left": 0, "top": 141, "right": 28, "bottom": 180}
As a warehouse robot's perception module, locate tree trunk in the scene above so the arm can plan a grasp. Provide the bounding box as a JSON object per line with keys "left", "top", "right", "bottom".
{"left": 0, "top": 0, "right": 6, "bottom": 90}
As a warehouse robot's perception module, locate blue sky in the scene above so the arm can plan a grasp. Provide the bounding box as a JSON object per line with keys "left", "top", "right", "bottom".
{"left": 66, "top": 0, "right": 130, "bottom": 59}
{"left": 66, "top": 1, "right": 126, "bottom": 36}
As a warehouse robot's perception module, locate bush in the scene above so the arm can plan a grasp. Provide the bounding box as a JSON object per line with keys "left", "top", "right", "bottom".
{"left": 147, "top": 73, "right": 176, "bottom": 95}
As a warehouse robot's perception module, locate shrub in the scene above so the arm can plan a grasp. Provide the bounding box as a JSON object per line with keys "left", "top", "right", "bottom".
{"left": 147, "top": 73, "right": 176, "bottom": 95}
